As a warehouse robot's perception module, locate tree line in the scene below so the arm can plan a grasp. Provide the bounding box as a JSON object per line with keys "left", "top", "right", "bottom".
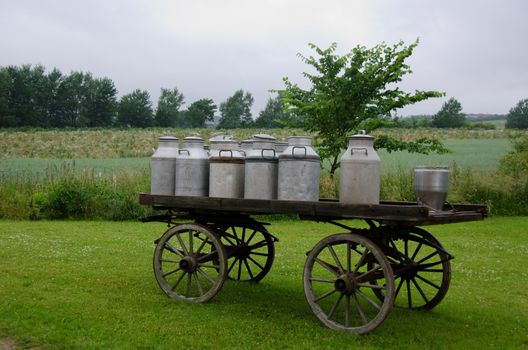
{"left": 0, "top": 64, "right": 287, "bottom": 129}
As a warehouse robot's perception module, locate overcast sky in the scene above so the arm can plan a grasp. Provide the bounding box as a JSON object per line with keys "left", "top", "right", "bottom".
{"left": 1, "top": 0, "right": 526, "bottom": 116}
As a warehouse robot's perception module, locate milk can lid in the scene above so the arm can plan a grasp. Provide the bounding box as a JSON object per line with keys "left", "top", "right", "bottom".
{"left": 253, "top": 133, "right": 276, "bottom": 141}
{"left": 209, "top": 134, "right": 233, "bottom": 141}
{"left": 159, "top": 136, "right": 178, "bottom": 141}
{"left": 348, "top": 130, "right": 374, "bottom": 141}
{"left": 183, "top": 136, "right": 204, "bottom": 142}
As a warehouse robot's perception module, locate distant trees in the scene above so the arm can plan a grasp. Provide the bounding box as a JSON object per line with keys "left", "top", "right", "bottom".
{"left": 184, "top": 98, "right": 217, "bottom": 128}
{"left": 154, "top": 87, "right": 185, "bottom": 127}
{"left": 254, "top": 97, "right": 288, "bottom": 128}
{"left": 431, "top": 98, "right": 467, "bottom": 128}
{"left": 505, "top": 98, "right": 528, "bottom": 129}
{"left": 217, "top": 90, "right": 254, "bottom": 129}
{"left": 116, "top": 90, "right": 153, "bottom": 127}
{"left": 0, "top": 64, "right": 295, "bottom": 129}
{"left": 0, "top": 65, "right": 118, "bottom": 128}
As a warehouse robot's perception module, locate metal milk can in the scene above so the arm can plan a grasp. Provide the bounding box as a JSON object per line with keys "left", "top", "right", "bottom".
{"left": 239, "top": 139, "right": 254, "bottom": 154}
{"left": 209, "top": 138, "right": 245, "bottom": 198}
{"left": 277, "top": 136, "right": 320, "bottom": 201}
{"left": 414, "top": 166, "right": 449, "bottom": 211}
{"left": 339, "top": 131, "right": 380, "bottom": 204}
{"left": 151, "top": 136, "right": 179, "bottom": 195}
{"left": 175, "top": 136, "right": 209, "bottom": 196}
{"left": 244, "top": 135, "right": 278, "bottom": 200}
{"left": 275, "top": 141, "right": 288, "bottom": 154}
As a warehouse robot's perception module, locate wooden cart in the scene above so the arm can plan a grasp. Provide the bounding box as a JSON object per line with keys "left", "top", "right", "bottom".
{"left": 139, "top": 193, "right": 487, "bottom": 334}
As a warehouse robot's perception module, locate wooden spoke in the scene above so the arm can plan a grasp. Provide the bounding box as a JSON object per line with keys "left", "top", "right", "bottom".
{"left": 412, "top": 277, "right": 429, "bottom": 304}
{"left": 327, "top": 293, "right": 344, "bottom": 320}
{"left": 406, "top": 279, "right": 412, "bottom": 308}
{"left": 164, "top": 242, "right": 183, "bottom": 258}
{"left": 357, "top": 289, "right": 381, "bottom": 310}
{"left": 314, "top": 289, "right": 337, "bottom": 303}
{"left": 188, "top": 230, "right": 194, "bottom": 254}
{"left": 171, "top": 271, "right": 187, "bottom": 291}
{"left": 310, "top": 277, "right": 336, "bottom": 283}
{"left": 196, "top": 268, "right": 215, "bottom": 285}
{"left": 411, "top": 242, "right": 423, "bottom": 261}
{"left": 327, "top": 244, "right": 345, "bottom": 274}
{"left": 194, "top": 273, "right": 204, "bottom": 296}
{"left": 416, "top": 251, "right": 438, "bottom": 265}
{"left": 352, "top": 292, "right": 368, "bottom": 325}
{"left": 247, "top": 255, "right": 265, "bottom": 270}
{"left": 415, "top": 274, "right": 441, "bottom": 289}
{"left": 176, "top": 233, "right": 189, "bottom": 256}
{"left": 345, "top": 294, "right": 351, "bottom": 328}
{"left": 354, "top": 248, "right": 369, "bottom": 274}
{"left": 314, "top": 258, "right": 340, "bottom": 276}
{"left": 162, "top": 267, "right": 182, "bottom": 278}
{"left": 243, "top": 259, "right": 254, "bottom": 280}
{"left": 357, "top": 283, "right": 386, "bottom": 290}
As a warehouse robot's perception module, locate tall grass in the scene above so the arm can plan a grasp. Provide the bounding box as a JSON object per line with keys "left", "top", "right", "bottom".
{"left": 1, "top": 162, "right": 526, "bottom": 220}
{"left": 0, "top": 162, "right": 153, "bottom": 220}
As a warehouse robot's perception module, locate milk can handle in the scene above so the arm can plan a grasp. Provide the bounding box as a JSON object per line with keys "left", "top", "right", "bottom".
{"left": 178, "top": 149, "right": 190, "bottom": 156}
{"left": 239, "top": 150, "right": 246, "bottom": 156}
{"left": 350, "top": 147, "right": 368, "bottom": 156}
{"left": 292, "top": 146, "right": 307, "bottom": 159}
{"left": 219, "top": 150, "right": 233, "bottom": 158}
{"left": 261, "top": 148, "right": 276, "bottom": 160}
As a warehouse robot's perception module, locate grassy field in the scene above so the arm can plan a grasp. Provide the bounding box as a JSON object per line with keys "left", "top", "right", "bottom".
{"left": 0, "top": 138, "right": 515, "bottom": 179}
{"left": 0, "top": 218, "right": 527, "bottom": 349}
{"left": 1, "top": 128, "right": 527, "bottom": 159}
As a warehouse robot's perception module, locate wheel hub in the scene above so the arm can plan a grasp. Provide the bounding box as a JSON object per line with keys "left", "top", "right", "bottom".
{"left": 234, "top": 243, "right": 250, "bottom": 259}
{"left": 334, "top": 274, "right": 356, "bottom": 294}
{"left": 179, "top": 256, "right": 197, "bottom": 273}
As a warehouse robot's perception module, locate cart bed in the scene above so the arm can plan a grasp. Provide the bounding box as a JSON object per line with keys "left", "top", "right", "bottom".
{"left": 139, "top": 193, "right": 487, "bottom": 225}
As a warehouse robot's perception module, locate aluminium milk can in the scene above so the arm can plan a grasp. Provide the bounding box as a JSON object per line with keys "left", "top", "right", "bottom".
{"left": 275, "top": 141, "right": 288, "bottom": 154}
{"left": 244, "top": 135, "right": 278, "bottom": 199}
{"left": 209, "top": 138, "right": 245, "bottom": 198}
{"left": 151, "top": 136, "right": 179, "bottom": 195}
{"left": 239, "top": 139, "right": 254, "bottom": 154}
{"left": 277, "top": 136, "right": 320, "bottom": 201}
{"left": 339, "top": 131, "right": 380, "bottom": 204}
{"left": 175, "top": 136, "right": 209, "bottom": 196}
{"left": 414, "top": 166, "right": 449, "bottom": 211}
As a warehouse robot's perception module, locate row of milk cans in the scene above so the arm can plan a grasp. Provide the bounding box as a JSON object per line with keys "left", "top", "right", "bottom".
{"left": 151, "top": 132, "right": 381, "bottom": 204}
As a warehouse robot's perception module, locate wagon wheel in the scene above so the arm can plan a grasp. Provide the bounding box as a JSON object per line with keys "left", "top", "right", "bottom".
{"left": 303, "top": 233, "right": 395, "bottom": 334}
{"left": 212, "top": 223, "right": 275, "bottom": 282}
{"left": 153, "top": 223, "right": 228, "bottom": 302}
{"left": 371, "top": 227, "right": 451, "bottom": 310}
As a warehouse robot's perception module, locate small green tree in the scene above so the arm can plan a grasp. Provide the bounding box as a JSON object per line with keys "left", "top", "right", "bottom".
{"left": 154, "top": 87, "right": 185, "bottom": 127}
{"left": 278, "top": 41, "right": 447, "bottom": 175}
{"left": 499, "top": 138, "right": 528, "bottom": 178}
{"left": 217, "top": 90, "right": 254, "bottom": 129}
{"left": 254, "top": 96, "right": 289, "bottom": 128}
{"left": 431, "top": 98, "right": 466, "bottom": 128}
{"left": 505, "top": 98, "right": 528, "bottom": 129}
{"left": 185, "top": 98, "right": 217, "bottom": 128}
{"left": 117, "top": 89, "right": 153, "bottom": 127}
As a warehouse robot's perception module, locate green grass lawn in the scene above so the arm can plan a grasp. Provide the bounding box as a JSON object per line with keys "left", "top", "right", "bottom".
{"left": 1, "top": 218, "right": 527, "bottom": 349}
